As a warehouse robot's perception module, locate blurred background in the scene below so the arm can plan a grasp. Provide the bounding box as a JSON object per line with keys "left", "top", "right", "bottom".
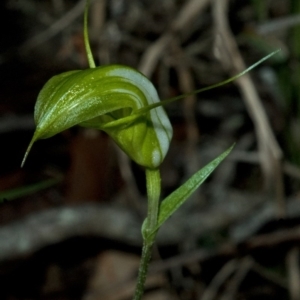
{"left": 1, "top": 0, "right": 300, "bottom": 299}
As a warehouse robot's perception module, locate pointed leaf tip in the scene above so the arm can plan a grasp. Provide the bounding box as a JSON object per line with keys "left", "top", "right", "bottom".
{"left": 21, "top": 137, "right": 36, "bottom": 168}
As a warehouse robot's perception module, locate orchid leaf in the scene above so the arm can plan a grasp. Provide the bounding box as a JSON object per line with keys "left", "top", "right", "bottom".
{"left": 0, "top": 177, "right": 62, "bottom": 203}
{"left": 144, "top": 145, "right": 234, "bottom": 238}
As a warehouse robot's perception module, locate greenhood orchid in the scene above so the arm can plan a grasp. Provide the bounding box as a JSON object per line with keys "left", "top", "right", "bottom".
{"left": 22, "top": 65, "right": 172, "bottom": 169}
{"left": 21, "top": 1, "right": 280, "bottom": 299}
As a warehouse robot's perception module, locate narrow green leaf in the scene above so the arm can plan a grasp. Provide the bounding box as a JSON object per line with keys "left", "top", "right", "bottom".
{"left": 0, "top": 177, "right": 62, "bottom": 203}
{"left": 147, "top": 145, "right": 234, "bottom": 236}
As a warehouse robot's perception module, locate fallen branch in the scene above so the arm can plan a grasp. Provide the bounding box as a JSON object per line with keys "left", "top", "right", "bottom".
{"left": 1, "top": 193, "right": 299, "bottom": 263}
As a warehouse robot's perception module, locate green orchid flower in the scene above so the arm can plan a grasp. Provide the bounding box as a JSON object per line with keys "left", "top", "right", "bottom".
{"left": 20, "top": 1, "right": 279, "bottom": 299}
{"left": 22, "top": 65, "right": 173, "bottom": 169}
{"left": 21, "top": 0, "right": 278, "bottom": 171}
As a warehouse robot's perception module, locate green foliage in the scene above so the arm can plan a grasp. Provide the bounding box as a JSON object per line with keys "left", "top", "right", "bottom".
{"left": 0, "top": 177, "right": 62, "bottom": 203}
{"left": 142, "top": 145, "right": 234, "bottom": 240}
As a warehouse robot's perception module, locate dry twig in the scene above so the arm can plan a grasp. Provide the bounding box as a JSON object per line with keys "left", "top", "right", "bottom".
{"left": 219, "top": 257, "right": 253, "bottom": 300}
{"left": 286, "top": 247, "right": 300, "bottom": 300}
{"left": 212, "top": 0, "right": 285, "bottom": 217}
{"left": 20, "top": 0, "right": 88, "bottom": 52}
{"left": 200, "top": 259, "right": 238, "bottom": 300}
{"left": 138, "top": 0, "right": 212, "bottom": 76}
{"left": 0, "top": 190, "right": 276, "bottom": 262}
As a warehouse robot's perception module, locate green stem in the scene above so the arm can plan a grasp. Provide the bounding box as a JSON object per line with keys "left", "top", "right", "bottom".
{"left": 132, "top": 240, "right": 154, "bottom": 300}
{"left": 145, "top": 168, "right": 161, "bottom": 230}
{"left": 133, "top": 168, "right": 161, "bottom": 300}
{"left": 84, "top": 0, "right": 96, "bottom": 68}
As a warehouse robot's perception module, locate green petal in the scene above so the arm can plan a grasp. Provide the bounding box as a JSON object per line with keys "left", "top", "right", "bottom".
{"left": 23, "top": 65, "right": 172, "bottom": 168}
